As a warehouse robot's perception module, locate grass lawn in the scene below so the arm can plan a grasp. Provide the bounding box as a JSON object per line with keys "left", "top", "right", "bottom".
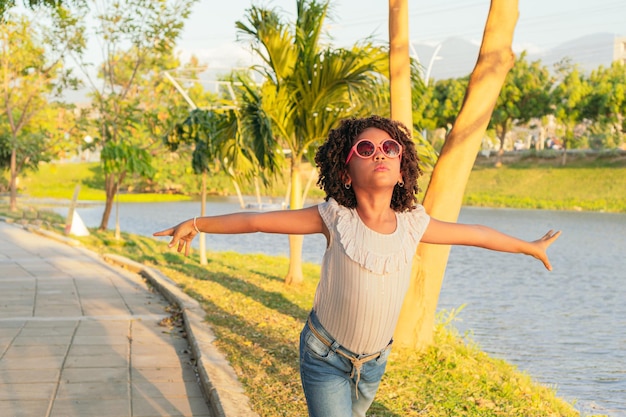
{"left": 464, "top": 151, "right": 626, "bottom": 212}
{"left": 15, "top": 162, "right": 192, "bottom": 203}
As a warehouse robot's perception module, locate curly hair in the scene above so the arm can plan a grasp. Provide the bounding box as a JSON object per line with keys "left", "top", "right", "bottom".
{"left": 315, "top": 115, "right": 423, "bottom": 212}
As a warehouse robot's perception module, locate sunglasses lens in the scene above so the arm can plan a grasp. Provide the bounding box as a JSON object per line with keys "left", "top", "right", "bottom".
{"left": 356, "top": 140, "right": 376, "bottom": 157}
{"left": 382, "top": 140, "right": 401, "bottom": 157}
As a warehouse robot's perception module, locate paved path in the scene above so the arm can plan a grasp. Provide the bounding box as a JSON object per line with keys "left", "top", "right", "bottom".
{"left": 0, "top": 221, "right": 212, "bottom": 417}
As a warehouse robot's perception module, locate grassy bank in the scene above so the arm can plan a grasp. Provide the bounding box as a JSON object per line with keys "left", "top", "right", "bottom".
{"left": 0, "top": 208, "right": 597, "bottom": 417}
{"left": 12, "top": 162, "right": 193, "bottom": 203}
{"left": 465, "top": 152, "right": 626, "bottom": 212}
{"left": 8, "top": 152, "right": 626, "bottom": 212}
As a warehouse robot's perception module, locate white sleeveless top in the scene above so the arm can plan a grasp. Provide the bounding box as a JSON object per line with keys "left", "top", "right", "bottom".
{"left": 313, "top": 198, "right": 431, "bottom": 354}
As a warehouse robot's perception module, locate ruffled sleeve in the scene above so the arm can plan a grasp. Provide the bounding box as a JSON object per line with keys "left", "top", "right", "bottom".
{"left": 405, "top": 204, "right": 431, "bottom": 242}
{"left": 319, "top": 199, "right": 431, "bottom": 275}
{"left": 317, "top": 198, "right": 340, "bottom": 229}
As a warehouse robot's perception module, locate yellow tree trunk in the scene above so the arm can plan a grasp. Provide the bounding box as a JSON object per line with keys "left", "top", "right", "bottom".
{"left": 393, "top": 0, "right": 519, "bottom": 348}
{"left": 388, "top": 0, "right": 412, "bottom": 129}
{"left": 285, "top": 162, "right": 304, "bottom": 285}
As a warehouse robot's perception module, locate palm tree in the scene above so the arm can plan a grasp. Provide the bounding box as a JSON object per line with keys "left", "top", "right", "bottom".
{"left": 236, "top": 0, "right": 388, "bottom": 285}
{"left": 166, "top": 79, "right": 285, "bottom": 262}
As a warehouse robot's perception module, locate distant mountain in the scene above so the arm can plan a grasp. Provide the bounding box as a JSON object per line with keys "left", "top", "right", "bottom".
{"left": 412, "top": 37, "right": 479, "bottom": 81}
{"left": 413, "top": 32, "right": 621, "bottom": 81}
{"left": 527, "top": 32, "right": 617, "bottom": 73}
{"left": 64, "top": 33, "right": 622, "bottom": 104}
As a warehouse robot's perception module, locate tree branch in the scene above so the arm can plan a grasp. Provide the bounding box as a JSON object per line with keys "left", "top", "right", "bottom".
{"left": 423, "top": 0, "right": 518, "bottom": 219}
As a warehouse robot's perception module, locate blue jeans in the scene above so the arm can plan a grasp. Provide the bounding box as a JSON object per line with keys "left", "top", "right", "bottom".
{"left": 299, "top": 311, "right": 392, "bottom": 417}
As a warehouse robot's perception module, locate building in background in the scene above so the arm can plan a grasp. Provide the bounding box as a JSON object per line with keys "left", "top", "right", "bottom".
{"left": 614, "top": 36, "right": 626, "bottom": 64}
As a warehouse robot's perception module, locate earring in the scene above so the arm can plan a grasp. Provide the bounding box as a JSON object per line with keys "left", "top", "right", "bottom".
{"left": 344, "top": 183, "right": 352, "bottom": 190}
{"left": 397, "top": 180, "right": 404, "bottom": 188}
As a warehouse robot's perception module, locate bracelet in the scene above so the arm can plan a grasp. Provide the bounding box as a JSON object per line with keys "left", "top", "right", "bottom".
{"left": 193, "top": 216, "right": 201, "bottom": 233}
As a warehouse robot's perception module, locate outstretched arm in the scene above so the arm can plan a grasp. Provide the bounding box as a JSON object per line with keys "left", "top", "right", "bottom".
{"left": 153, "top": 205, "right": 325, "bottom": 256}
{"left": 421, "top": 218, "right": 561, "bottom": 271}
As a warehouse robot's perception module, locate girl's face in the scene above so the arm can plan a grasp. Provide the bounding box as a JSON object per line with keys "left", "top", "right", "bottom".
{"left": 344, "top": 127, "right": 403, "bottom": 191}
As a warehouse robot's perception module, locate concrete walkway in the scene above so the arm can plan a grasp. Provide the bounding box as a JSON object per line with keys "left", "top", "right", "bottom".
{"left": 0, "top": 220, "right": 256, "bottom": 417}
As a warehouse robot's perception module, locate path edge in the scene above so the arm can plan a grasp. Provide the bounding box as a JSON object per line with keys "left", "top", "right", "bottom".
{"left": 102, "top": 253, "right": 259, "bottom": 417}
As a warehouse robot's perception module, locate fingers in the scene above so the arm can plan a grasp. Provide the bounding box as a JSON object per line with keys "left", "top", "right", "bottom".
{"left": 174, "top": 234, "right": 195, "bottom": 252}
{"left": 536, "top": 230, "right": 561, "bottom": 246}
{"left": 543, "top": 230, "right": 562, "bottom": 247}
{"left": 153, "top": 221, "right": 197, "bottom": 257}
{"left": 545, "top": 229, "right": 561, "bottom": 240}
{"left": 540, "top": 230, "right": 561, "bottom": 271}
{"left": 175, "top": 236, "right": 193, "bottom": 256}
{"left": 165, "top": 233, "right": 181, "bottom": 249}
{"left": 543, "top": 259, "right": 553, "bottom": 271}
{"left": 153, "top": 228, "right": 174, "bottom": 237}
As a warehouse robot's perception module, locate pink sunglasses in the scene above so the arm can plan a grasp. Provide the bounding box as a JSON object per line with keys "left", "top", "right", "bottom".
{"left": 346, "top": 139, "right": 403, "bottom": 164}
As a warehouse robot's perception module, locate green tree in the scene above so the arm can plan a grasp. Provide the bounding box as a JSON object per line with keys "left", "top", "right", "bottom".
{"left": 409, "top": 60, "right": 439, "bottom": 171}
{"left": 221, "top": 73, "right": 286, "bottom": 189}
{"left": 427, "top": 77, "right": 469, "bottom": 131}
{"left": 418, "top": 76, "right": 469, "bottom": 153}
{"left": 0, "top": 131, "right": 49, "bottom": 193}
{"left": 165, "top": 65, "right": 285, "bottom": 263}
{"left": 142, "top": 56, "right": 216, "bottom": 196}
{"left": 0, "top": 11, "right": 83, "bottom": 210}
{"left": 166, "top": 109, "right": 232, "bottom": 265}
{"left": 38, "top": 104, "right": 84, "bottom": 160}
{"left": 491, "top": 51, "right": 552, "bottom": 166}
{"left": 584, "top": 61, "right": 626, "bottom": 149}
{"left": 552, "top": 60, "right": 591, "bottom": 164}
{"left": 236, "top": 0, "right": 388, "bottom": 285}
{"left": 100, "top": 141, "right": 154, "bottom": 239}
{"left": 61, "top": 0, "right": 197, "bottom": 231}
{"left": 0, "top": 0, "right": 72, "bottom": 20}
{"left": 410, "top": 64, "right": 434, "bottom": 132}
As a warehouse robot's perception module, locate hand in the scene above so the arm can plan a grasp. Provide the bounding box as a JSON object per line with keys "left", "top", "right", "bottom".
{"left": 531, "top": 229, "right": 561, "bottom": 271}
{"left": 153, "top": 219, "right": 198, "bottom": 257}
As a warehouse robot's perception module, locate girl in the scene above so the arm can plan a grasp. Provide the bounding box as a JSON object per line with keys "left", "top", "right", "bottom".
{"left": 154, "top": 115, "right": 560, "bottom": 417}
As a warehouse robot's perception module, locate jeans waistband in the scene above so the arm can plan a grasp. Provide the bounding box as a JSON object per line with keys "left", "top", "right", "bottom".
{"left": 307, "top": 310, "right": 389, "bottom": 399}
{"left": 308, "top": 310, "right": 362, "bottom": 357}
{"left": 308, "top": 310, "right": 392, "bottom": 358}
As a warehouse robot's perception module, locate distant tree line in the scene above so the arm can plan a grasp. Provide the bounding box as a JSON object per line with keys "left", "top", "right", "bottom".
{"left": 417, "top": 52, "right": 625, "bottom": 166}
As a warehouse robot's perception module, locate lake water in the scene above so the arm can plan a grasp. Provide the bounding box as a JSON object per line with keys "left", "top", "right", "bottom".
{"left": 56, "top": 198, "right": 626, "bottom": 416}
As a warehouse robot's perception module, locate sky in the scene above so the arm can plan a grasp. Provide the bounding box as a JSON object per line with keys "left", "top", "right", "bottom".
{"left": 177, "top": 0, "right": 626, "bottom": 73}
